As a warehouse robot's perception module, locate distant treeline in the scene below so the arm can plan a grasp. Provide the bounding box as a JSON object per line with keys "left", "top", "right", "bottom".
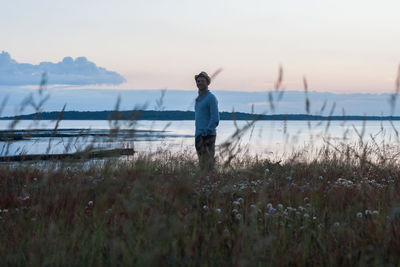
{"left": 1, "top": 110, "right": 400, "bottom": 121}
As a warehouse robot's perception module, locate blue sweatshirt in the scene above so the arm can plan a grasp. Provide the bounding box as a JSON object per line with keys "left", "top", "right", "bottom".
{"left": 195, "top": 89, "right": 220, "bottom": 137}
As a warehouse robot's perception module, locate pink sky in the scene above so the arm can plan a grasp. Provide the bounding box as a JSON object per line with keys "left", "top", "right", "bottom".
{"left": 1, "top": 0, "right": 400, "bottom": 93}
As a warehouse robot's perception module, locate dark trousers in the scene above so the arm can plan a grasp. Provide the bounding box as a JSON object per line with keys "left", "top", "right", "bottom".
{"left": 195, "top": 135, "right": 216, "bottom": 170}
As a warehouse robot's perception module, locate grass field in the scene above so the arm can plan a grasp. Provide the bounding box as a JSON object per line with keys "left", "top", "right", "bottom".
{"left": 1, "top": 144, "right": 400, "bottom": 266}
{"left": 1, "top": 71, "right": 400, "bottom": 266}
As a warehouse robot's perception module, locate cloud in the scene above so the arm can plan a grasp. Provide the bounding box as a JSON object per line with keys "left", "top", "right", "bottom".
{"left": 0, "top": 51, "right": 126, "bottom": 86}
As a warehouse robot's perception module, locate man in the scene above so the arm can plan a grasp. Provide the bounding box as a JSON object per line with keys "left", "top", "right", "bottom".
{"left": 194, "top": 71, "right": 220, "bottom": 170}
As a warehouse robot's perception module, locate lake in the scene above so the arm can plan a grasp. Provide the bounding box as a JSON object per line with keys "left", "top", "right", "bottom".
{"left": 1, "top": 120, "right": 400, "bottom": 159}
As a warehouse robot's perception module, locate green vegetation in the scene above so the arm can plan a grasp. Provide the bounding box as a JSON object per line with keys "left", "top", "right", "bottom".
{"left": 2, "top": 68, "right": 400, "bottom": 266}
{"left": 0, "top": 147, "right": 400, "bottom": 266}
{"left": 3, "top": 110, "right": 400, "bottom": 121}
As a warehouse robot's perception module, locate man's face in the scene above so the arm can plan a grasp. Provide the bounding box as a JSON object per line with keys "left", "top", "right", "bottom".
{"left": 196, "top": 76, "right": 208, "bottom": 90}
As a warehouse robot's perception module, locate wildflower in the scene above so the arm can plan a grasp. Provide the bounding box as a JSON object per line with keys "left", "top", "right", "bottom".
{"left": 88, "top": 201, "right": 93, "bottom": 206}
{"left": 232, "top": 208, "right": 239, "bottom": 214}
{"left": 21, "top": 195, "right": 30, "bottom": 201}
{"left": 33, "top": 177, "right": 37, "bottom": 181}
{"left": 277, "top": 204, "right": 283, "bottom": 210}
{"left": 372, "top": 210, "right": 379, "bottom": 215}
{"left": 365, "top": 210, "right": 372, "bottom": 216}
{"left": 313, "top": 216, "right": 317, "bottom": 220}
{"left": 298, "top": 206, "right": 305, "bottom": 211}
{"left": 333, "top": 222, "right": 340, "bottom": 227}
{"left": 232, "top": 201, "right": 240, "bottom": 206}
{"left": 269, "top": 207, "right": 277, "bottom": 214}
{"left": 303, "top": 197, "right": 309, "bottom": 202}
{"left": 286, "top": 176, "right": 292, "bottom": 181}
{"left": 267, "top": 203, "right": 273, "bottom": 209}
{"left": 237, "top": 197, "right": 244, "bottom": 204}
{"left": 319, "top": 176, "right": 323, "bottom": 180}
{"left": 250, "top": 204, "right": 256, "bottom": 209}
{"left": 305, "top": 203, "right": 311, "bottom": 208}
{"left": 215, "top": 208, "right": 221, "bottom": 213}
{"left": 3, "top": 209, "right": 8, "bottom": 213}
{"left": 265, "top": 168, "right": 270, "bottom": 174}
{"left": 357, "top": 212, "right": 363, "bottom": 219}
{"left": 303, "top": 213, "right": 310, "bottom": 218}
{"left": 235, "top": 214, "right": 241, "bottom": 220}
{"left": 202, "top": 205, "right": 208, "bottom": 211}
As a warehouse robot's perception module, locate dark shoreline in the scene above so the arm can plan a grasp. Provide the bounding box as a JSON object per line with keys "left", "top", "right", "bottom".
{"left": 2, "top": 110, "right": 400, "bottom": 121}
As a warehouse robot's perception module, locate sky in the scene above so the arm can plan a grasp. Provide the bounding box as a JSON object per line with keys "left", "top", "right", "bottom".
{"left": 1, "top": 0, "right": 400, "bottom": 94}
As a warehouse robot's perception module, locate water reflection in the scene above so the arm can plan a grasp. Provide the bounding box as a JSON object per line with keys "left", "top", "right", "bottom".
{"left": 1, "top": 120, "right": 400, "bottom": 158}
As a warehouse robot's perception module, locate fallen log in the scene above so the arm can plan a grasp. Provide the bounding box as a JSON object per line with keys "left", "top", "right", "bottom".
{"left": 0, "top": 148, "right": 135, "bottom": 162}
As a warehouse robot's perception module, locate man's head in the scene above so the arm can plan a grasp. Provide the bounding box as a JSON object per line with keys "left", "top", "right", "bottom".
{"left": 195, "top": 71, "right": 211, "bottom": 91}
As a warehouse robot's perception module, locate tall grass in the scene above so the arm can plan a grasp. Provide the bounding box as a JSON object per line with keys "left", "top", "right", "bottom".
{"left": 1, "top": 68, "right": 400, "bottom": 265}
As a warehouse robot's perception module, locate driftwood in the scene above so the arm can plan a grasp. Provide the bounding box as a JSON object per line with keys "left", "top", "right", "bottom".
{"left": 0, "top": 148, "right": 135, "bottom": 162}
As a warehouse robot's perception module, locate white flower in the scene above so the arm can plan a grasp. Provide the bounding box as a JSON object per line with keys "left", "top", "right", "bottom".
{"left": 372, "top": 210, "right": 379, "bottom": 215}
{"left": 356, "top": 212, "right": 363, "bottom": 218}
{"left": 88, "top": 201, "right": 93, "bottom": 206}
{"left": 269, "top": 207, "right": 277, "bottom": 214}
{"left": 277, "top": 204, "right": 283, "bottom": 210}
{"left": 313, "top": 216, "right": 317, "bottom": 220}
{"left": 304, "top": 197, "right": 309, "bottom": 202}
{"left": 202, "top": 205, "right": 208, "bottom": 211}
{"left": 237, "top": 197, "right": 244, "bottom": 204}
{"left": 333, "top": 222, "right": 340, "bottom": 227}
{"left": 235, "top": 213, "right": 241, "bottom": 220}
{"left": 21, "top": 195, "right": 30, "bottom": 201}
{"left": 232, "top": 201, "right": 240, "bottom": 206}
{"left": 267, "top": 203, "right": 273, "bottom": 209}
{"left": 303, "top": 213, "right": 310, "bottom": 218}
{"left": 232, "top": 208, "right": 239, "bottom": 214}
{"left": 215, "top": 208, "right": 221, "bottom": 213}
{"left": 365, "top": 210, "right": 372, "bottom": 216}
{"left": 319, "top": 176, "right": 323, "bottom": 180}
{"left": 250, "top": 204, "right": 256, "bottom": 209}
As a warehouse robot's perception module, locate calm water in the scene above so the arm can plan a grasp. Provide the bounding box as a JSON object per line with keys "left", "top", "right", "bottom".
{"left": 1, "top": 120, "right": 400, "bottom": 158}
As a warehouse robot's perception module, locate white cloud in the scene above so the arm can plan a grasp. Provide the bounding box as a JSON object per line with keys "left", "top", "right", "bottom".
{"left": 0, "top": 51, "right": 126, "bottom": 86}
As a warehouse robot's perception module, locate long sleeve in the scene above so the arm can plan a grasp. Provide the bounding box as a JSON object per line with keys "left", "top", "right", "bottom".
{"left": 206, "top": 95, "right": 219, "bottom": 134}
